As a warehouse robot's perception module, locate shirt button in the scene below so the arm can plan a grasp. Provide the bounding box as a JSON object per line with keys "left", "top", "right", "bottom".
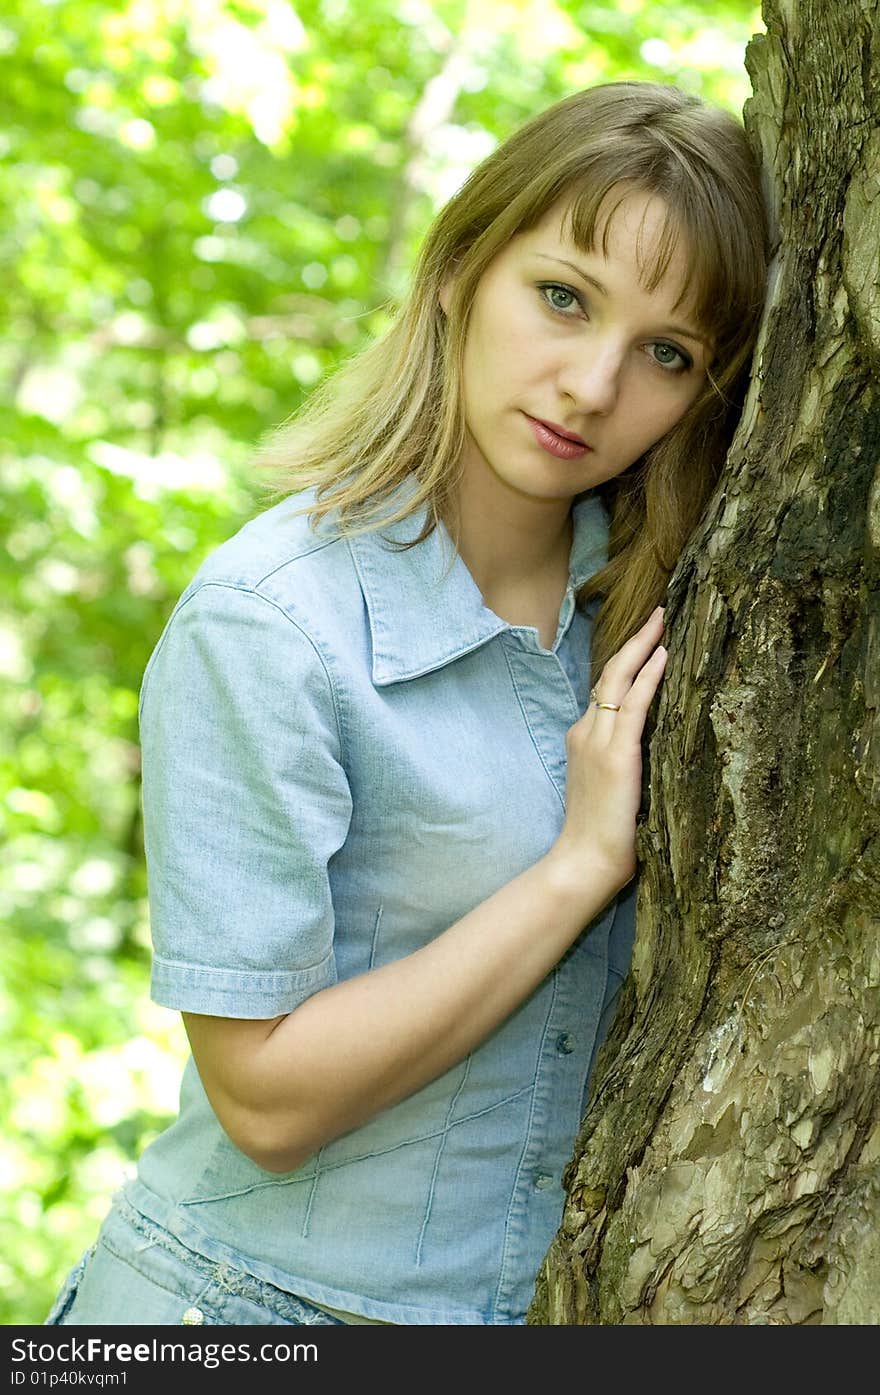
{"left": 534, "top": 1174, "right": 554, "bottom": 1190}
{"left": 556, "top": 1032, "right": 576, "bottom": 1054}
{"left": 181, "top": 1306, "right": 205, "bottom": 1325}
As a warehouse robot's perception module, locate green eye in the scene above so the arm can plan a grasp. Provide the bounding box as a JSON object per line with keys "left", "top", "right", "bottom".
{"left": 650, "top": 342, "right": 690, "bottom": 370}
{"left": 540, "top": 284, "right": 578, "bottom": 312}
{"left": 549, "top": 287, "right": 573, "bottom": 309}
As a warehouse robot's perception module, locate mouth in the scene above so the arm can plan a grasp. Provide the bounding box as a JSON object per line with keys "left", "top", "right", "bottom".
{"left": 525, "top": 415, "right": 592, "bottom": 460}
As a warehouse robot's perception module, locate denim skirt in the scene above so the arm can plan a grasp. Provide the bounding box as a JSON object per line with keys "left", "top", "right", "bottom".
{"left": 45, "top": 1192, "right": 346, "bottom": 1327}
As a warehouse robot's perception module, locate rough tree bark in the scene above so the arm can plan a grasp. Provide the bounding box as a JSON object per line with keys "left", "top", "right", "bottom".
{"left": 528, "top": 0, "right": 880, "bottom": 1325}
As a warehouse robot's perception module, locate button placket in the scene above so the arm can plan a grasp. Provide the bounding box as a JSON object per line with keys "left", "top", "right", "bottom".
{"left": 502, "top": 639, "right": 579, "bottom": 803}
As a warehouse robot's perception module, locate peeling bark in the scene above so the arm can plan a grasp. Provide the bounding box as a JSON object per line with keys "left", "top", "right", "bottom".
{"left": 529, "top": 0, "right": 880, "bottom": 1325}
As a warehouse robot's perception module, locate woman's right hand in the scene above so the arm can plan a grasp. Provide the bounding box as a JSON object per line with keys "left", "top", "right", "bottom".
{"left": 550, "top": 605, "right": 668, "bottom": 898}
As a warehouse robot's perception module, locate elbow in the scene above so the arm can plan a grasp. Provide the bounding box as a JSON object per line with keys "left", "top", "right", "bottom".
{"left": 246, "top": 1138, "right": 314, "bottom": 1175}
{"left": 219, "top": 1104, "right": 319, "bottom": 1175}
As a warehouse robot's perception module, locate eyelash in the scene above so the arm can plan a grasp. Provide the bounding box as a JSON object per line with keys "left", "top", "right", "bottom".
{"left": 536, "top": 282, "right": 694, "bottom": 374}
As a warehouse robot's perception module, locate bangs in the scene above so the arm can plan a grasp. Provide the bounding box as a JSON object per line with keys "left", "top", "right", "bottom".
{"left": 561, "top": 173, "right": 741, "bottom": 350}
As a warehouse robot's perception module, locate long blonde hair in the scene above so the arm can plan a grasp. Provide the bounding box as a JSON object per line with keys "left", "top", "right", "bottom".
{"left": 253, "top": 81, "right": 769, "bottom": 678}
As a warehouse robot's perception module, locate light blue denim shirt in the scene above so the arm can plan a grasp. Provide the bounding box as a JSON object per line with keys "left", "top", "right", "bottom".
{"left": 127, "top": 476, "right": 638, "bottom": 1325}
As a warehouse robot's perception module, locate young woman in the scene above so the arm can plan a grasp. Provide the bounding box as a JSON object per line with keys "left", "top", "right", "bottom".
{"left": 46, "top": 79, "right": 769, "bottom": 1327}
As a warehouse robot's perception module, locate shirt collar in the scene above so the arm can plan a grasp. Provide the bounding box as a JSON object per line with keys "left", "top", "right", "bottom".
{"left": 345, "top": 478, "right": 609, "bottom": 686}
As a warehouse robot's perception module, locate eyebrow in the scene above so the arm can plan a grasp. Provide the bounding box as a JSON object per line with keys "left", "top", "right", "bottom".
{"left": 534, "top": 253, "right": 710, "bottom": 347}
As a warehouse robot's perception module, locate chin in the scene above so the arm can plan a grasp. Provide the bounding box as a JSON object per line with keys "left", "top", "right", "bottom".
{"left": 515, "top": 480, "right": 588, "bottom": 503}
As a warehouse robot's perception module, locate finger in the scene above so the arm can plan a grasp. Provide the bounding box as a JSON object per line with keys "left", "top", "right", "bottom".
{"left": 608, "top": 645, "right": 667, "bottom": 741}
{"left": 592, "top": 608, "right": 665, "bottom": 707}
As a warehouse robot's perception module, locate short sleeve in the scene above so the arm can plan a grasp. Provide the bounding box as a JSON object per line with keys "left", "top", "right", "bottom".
{"left": 138, "top": 582, "right": 353, "bottom": 1018}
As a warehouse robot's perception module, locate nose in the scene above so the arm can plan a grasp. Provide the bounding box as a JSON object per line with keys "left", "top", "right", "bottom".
{"left": 558, "top": 338, "right": 622, "bottom": 416}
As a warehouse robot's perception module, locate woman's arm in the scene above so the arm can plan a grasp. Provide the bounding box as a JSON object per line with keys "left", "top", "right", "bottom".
{"left": 184, "top": 845, "right": 616, "bottom": 1173}
{"left": 183, "top": 608, "right": 668, "bottom": 1173}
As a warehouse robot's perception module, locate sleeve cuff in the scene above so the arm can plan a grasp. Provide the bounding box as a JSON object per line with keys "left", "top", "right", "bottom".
{"left": 149, "top": 951, "right": 338, "bottom": 1018}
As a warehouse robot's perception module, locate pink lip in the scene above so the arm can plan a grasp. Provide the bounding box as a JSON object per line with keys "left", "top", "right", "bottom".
{"left": 525, "top": 415, "right": 591, "bottom": 460}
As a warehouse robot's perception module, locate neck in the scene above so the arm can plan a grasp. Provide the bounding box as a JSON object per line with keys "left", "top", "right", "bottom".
{"left": 446, "top": 466, "right": 574, "bottom": 603}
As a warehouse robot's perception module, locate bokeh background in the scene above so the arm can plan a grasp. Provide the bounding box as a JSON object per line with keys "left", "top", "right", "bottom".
{"left": 2, "top": 0, "right": 762, "bottom": 1325}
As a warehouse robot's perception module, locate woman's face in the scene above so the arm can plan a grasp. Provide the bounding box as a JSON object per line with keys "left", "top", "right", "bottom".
{"left": 450, "top": 189, "right": 712, "bottom": 506}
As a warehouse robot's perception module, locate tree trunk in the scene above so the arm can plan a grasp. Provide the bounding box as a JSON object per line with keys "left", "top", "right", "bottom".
{"left": 528, "top": 0, "right": 880, "bottom": 1325}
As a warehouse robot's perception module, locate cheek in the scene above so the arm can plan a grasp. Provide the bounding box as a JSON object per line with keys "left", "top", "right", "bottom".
{"left": 468, "top": 292, "right": 547, "bottom": 370}
{"left": 462, "top": 318, "right": 533, "bottom": 403}
{"left": 618, "top": 389, "right": 694, "bottom": 460}
{"left": 647, "top": 380, "right": 703, "bottom": 439}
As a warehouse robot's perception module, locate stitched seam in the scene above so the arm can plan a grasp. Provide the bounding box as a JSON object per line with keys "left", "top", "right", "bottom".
{"left": 368, "top": 906, "right": 383, "bottom": 969}
{"left": 99, "top": 1231, "right": 213, "bottom": 1306}
{"left": 152, "top": 951, "right": 335, "bottom": 980}
{"left": 254, "top": 532, "right": 342, "bottom": 586}
{"left": 180, "top": 1083, "right": 534, "bottom": 1205}
{"left": 301, "top": 1151, "right": 325, "bottom": 1239}
{"left": 316, "top": 1082, "right": 533, "bottom": 1170}
{"left": 143, "top": 582, "right": 348, "bottom": 770}
{"left": 415, "top": 1056, "right": 472, "bottom": 1267}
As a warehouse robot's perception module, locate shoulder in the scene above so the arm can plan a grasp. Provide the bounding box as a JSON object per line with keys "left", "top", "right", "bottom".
{"left": 142, "top": 492, "right": 385, "bottom": 732}
{"left": 178, "top": 491, "right": 362, "bottom": 640}
{"left": 191, "top": 491, "right": 348, "bottom": 589}
{"left": 141, "top": 495, "right": 361, "bottom": 741}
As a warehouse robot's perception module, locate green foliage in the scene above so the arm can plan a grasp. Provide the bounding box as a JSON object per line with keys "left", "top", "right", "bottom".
{"left": 0, "top": 0, "right": 762, "bottom": 1325}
